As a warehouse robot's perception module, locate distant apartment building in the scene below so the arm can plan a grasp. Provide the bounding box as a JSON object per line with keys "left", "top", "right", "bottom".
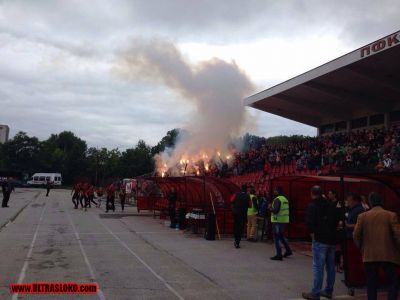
{"left": 0, "top": 125, "right": 10, "bottom": 143}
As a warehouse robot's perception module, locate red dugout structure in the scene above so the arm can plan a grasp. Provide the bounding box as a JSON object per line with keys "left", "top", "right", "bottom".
{"left": 136, "top": 176, "right": 240, "bottom": 234}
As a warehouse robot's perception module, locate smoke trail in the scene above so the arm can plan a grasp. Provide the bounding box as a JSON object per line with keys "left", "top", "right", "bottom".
{"left": 114, "top": 38, "right": 255, "bottom": 174}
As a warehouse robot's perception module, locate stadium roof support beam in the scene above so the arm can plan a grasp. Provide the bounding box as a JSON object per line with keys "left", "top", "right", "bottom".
{"left": 274, "top": 93, "right": 353, "bottom": 121}
{"left": 303, "top": 81, "right": 388, "bottom": 113}
{"left": 345, "top": 65, "right": 400, "bottom": 94}
{"left": 253, "top": 99, "right": 322, "bottom": 126}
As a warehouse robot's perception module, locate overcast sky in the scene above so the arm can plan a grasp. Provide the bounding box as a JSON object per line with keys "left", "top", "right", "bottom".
{"left": 0, "top": 0, "right": 399, "bottom": 149}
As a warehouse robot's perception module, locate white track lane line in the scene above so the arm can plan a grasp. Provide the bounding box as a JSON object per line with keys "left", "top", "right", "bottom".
{"left": 11, "top": 199, "right": 47, "bottom": 300}
{"left": 66, "top": 209, "right": 106, "bottom": 300}
{"left": 97, "top": 218, "right": 185, "bottom": 300}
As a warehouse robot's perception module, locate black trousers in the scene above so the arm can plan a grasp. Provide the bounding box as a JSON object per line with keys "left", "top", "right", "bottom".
{"left": 72, "top": 194, "right": 79, "bottom": 208}
{"left": 169, "top": 206, "right": 176, "bottom": 228}
{"left": 106, "top": 196, "right": 115, "bottom": 212}
{"left": 46, "top": 188, "right": 50, "bottom": 197}
{"left": 89, "top": 195, "right": 97, "bottom": 207}
{"left": 365, "top": 262, "right": 398, "bottom": 300}
{"left": 233, "top": 213, "right": 246, "bottom": 245}
{"left": 2, "top": 192, "right": 10, "bottom": 207}
{"left": 79, "top": 196, "right": 85, "bottom": 208}
{"left": 121, "top": 199, "right": 125, "bottom": 211}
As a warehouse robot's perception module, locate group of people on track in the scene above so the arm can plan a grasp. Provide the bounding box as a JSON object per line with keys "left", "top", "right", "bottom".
{"left": 71, "top": 182, "right": 127, "bottom": 213}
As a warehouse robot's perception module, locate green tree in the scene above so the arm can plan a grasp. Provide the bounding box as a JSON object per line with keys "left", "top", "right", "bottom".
{"left": 0, "top": 131, "right": 42, "bottom": 174}
{"left": 41, "top": 131, "right": 88, "bottom": 184}
{"left": 120, "top": 140, "right": 154, "bottom": 178}
{"left": 151, "top": 129, "right": 179, "bottom": 155}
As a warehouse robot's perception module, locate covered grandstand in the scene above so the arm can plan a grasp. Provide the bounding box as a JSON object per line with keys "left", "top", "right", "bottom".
{"left": 135, "top": 31, "right": 400, "bottom": 235}
{"left": 244, "top": 30, "right": 400, "bottom": 135}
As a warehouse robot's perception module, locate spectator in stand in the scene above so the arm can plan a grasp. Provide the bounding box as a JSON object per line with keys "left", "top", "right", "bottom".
{"left": 228, "top": 126, "right": 400, "bottom": 177}
{"left": 263, "top": 161, "right": 270, "bottom": 177}
{"left": 353, "top": 193, "right": 400, "bottom": 300}
{"left": 383, "top": 154, "right": 393, "bottom": 170}
{"left": 302, "top": 186, "right": 340, "bottom": 300}
{"left": 375, "top": 160, "right": 385, "bottom": 173}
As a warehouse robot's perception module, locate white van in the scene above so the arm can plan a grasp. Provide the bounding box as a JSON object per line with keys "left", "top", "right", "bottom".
{"left": 27, "top": 173, "right": 62, "bottom": 186}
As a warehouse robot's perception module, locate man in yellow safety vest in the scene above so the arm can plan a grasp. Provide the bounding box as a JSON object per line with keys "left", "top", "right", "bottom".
{"left": 247, "top": 188, "right": 259, "bottom": 242}
{"left": 270, "top": 186, "right": 292, "bottom": 261}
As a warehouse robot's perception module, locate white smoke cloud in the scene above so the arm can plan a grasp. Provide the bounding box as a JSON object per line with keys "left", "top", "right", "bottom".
{"left": 114, "top": 38, "right": 255, "bottom": 175}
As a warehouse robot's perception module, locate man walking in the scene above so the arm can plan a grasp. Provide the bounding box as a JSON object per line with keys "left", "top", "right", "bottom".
{"left": 45, "top": 179, "right": 52, "bottom": 197}
{"left": 302, "top": 186, "right": 340, "bottom": 300}
{"left": 231, "top": 185, "right": 249, "bottom": 249}
{"left": 270, "top": 186, "right": 292, "bottom": 260}
{"left": 71, "top": 182, "right": 80, "bottom": 209}
{"left": 2, "top": 178, "right": 12, "bottom": 208}
{"left": 247, "top": 188, "right": 259, "bottom": 242}
{"left": 353, "top": 192, "right": 400, "bottom": 300}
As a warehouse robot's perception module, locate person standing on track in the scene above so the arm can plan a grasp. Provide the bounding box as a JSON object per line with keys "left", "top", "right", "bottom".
{"left": 302, "top": 186, "right": 340, "bottom": 300}
{"left": 270, "top": 186, "right": 292, "bottom": 260}
{"left": 247, "top": 188, "right": 259, "bottom": 242}
{"left": 168, "top": 188, "right": 177, "bottom": 228}
{"left": 78, "top": 182, "right": 86, "bottom": 209}
{"left": 106, "top": 183, "right": 116, "bottom": 212}
{"left": 96, "top": 186, "right": 104, "bottom": 208}
{"left": 45, "top": 179, "right": 52, "bottom": 197}
{"left": 353, "top": 192, "right": 400, "bottom": 300}
{"left": 1, "top": 178, "right": 12, "bottom": 208}
{"left": 231, "top": 184, "right": 249, "bottom": 249}
{"left": 119, "top": 186, "right": 126, "bottom": 212}
{"left": 81, "top": 182, "right": 90, "bottom": 211}
{"left": 88, "top": 184, "right": 97, "bottom": 208}
{"left": 71, "top": 182, "right": 81, "bottom": 209}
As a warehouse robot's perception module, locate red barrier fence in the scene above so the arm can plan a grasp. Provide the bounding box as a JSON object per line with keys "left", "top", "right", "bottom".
{"left": 135, "top": 176, "right": 240, "bottom": 233}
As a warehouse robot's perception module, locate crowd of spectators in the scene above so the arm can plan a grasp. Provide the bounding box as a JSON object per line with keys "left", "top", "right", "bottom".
{"left": 230, "top": 125, "right": 400, "bottom": 176}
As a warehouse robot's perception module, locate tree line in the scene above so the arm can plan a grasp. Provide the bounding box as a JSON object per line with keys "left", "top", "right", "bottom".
{"left": 0, "top": 129, "right": 309, "bottom": 185}
{"left": 0, "top": 129, "right": 179, "bottom": 185}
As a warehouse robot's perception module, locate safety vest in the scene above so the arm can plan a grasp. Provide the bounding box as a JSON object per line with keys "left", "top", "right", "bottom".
{"left": 247, "top": 194, "right": 258, "bottom": 216}
{"left": 271, "top": 195, "right": 289, "bottom": 223}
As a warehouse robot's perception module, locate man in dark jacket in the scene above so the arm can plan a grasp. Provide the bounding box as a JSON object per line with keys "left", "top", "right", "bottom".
{"left": 2, "top": 178, "right": 12, "bottom": 207}
{"left": 345, "top": 193, "right": 365, "bottom": 238}
{"left": 231, "top": 185, "right": 249, "bottom": 248}
{"left": 168, "top": 188, "right": 177, "bottom": 228}
{"left": 302, "top": 186, "right": 340, "bottom": 300}
{"left": 45, "top": 179, "right": 52, "bottom": 197}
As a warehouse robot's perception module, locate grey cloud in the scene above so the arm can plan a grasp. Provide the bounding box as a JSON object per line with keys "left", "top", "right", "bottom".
{"left": 2, "top": 0, "right": 399, "bottom": 46}
{"left": 0, "top": 0, "right": 398, "bottom": 150}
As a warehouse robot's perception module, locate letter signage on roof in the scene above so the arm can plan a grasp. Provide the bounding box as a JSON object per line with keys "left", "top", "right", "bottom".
{"left": 361, "top": 32, "right": 399, "bottom": 58}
